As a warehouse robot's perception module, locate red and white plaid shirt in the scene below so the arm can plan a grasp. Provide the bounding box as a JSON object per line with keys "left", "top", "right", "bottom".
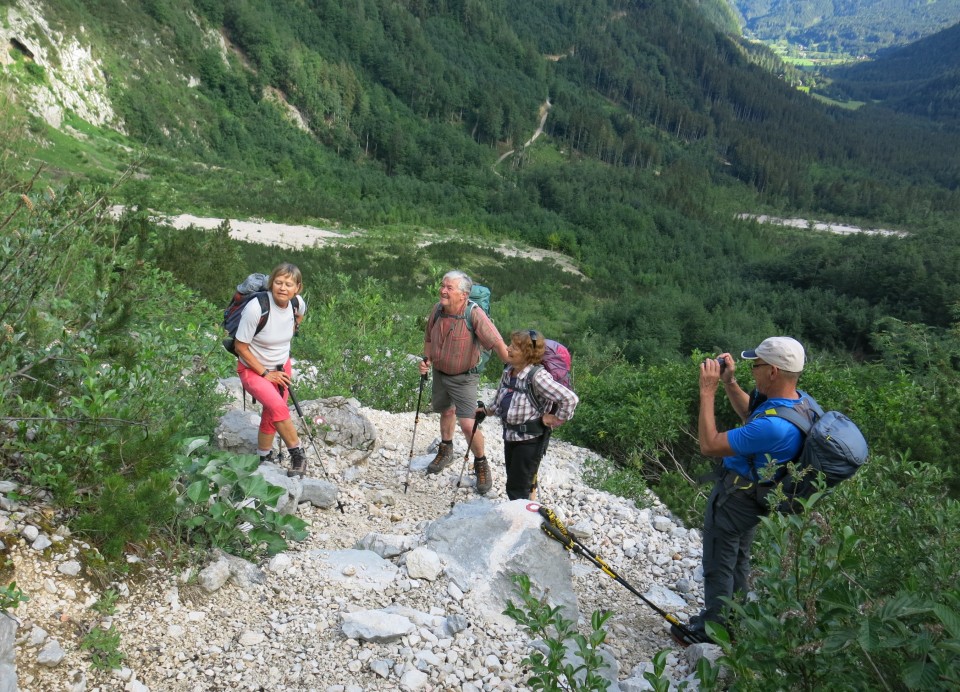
{"left": 424, "top": 302, "right": 505, "bottom": 375}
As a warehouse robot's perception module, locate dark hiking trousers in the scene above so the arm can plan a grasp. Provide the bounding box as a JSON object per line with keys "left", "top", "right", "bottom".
{"left": 504, "top": 437, "right": 544, "bottom": 501}
{"left": 701, "top": 472, "right": 765, "bottom": 625}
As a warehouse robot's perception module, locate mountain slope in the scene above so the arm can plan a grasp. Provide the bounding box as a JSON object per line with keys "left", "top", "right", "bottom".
{"left": 823, "top": 21, "right": 960, "bottom": 122}
{"left": 729, "top": 0, "right": 960, "bottom": 55}
{"left": 4, "top": 0, "right": 960, "bottom": 365}
{"left": 8, "top": 396, "right": 708, "bottom": 691}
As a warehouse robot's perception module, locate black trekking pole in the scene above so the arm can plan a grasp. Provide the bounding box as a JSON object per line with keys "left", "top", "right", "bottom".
{"left": 530, "top": 425, "right": 552, "bottom": 502}
{"left": 538, "top": 506, "right": 700, "bottom": 646}
{"left": 403, "top": 358, "right": 429, "bottom": 494}
{"left": 287, "top": 385, "right": 346, "bottom": 514}
{"left": 450, "top": 401, "right": 486, "bottom": 508}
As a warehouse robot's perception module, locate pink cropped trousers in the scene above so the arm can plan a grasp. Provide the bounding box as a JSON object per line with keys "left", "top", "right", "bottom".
{"left": 237, "top": 359, "right": 292, "bottom": 436}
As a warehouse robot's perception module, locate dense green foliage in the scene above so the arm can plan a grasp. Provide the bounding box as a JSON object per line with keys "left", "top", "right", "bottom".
{"left": 729, "top": 0, "right": 960, "bottom": 55}
{"left": 0, "top": 179, "right": 226, "bottom": 559}
{"left": 6, "top": 0, "right": 960, "bottom": 367}
{"left": 713, "top": 459, "right": 960, "bottom": 690}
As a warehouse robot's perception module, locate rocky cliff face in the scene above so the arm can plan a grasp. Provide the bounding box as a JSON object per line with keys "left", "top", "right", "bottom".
{"left": 2, "top": 1, "right": 119, "bottom": 130}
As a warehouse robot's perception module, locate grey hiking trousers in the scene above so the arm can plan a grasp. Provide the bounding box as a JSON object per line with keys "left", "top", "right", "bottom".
{"left": 700, "top": 472, "right": 765, "bottom": 625}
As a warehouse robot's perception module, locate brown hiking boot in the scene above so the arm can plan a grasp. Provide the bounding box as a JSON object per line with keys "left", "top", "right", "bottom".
{"left": 474, "top": 457, "right": 492, "bottom": 495}
{"left": 287, "top": 447, "right": 307, "bottom": 478}
{"left": 426, "top": 442, "right": 454, "bottom": 474}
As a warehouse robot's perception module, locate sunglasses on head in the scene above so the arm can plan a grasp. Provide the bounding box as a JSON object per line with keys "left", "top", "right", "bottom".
{"left": 528, "top": 330, "right": 538, "bottom": 348}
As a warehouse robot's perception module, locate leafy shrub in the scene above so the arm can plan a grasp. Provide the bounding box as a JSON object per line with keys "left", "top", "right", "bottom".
{"left": 291, "top": 274, "right": 426, "bottom": 412}
{"left": 720, "top": 454, "right": 960, "bottom": 690}
{"left": 175, "top": 438, "right": 308, "bottom": 558}
{"left": 80, "top": 624, "right": 124, "bottom": 670}
{"left": 0, "top": 181, "right": 227, "bottom": 560}
{"left": 504, "top": 573, "right": 614, "bottom": 691}
{"left": 0, "top": 582, "right": 28, "bottom": 613}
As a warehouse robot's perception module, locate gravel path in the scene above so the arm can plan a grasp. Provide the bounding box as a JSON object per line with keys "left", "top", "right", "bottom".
{"left": 8, "top": 404, "right": 705, "bottom": 691}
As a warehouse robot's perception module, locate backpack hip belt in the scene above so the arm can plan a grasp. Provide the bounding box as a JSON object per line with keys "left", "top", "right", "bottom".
{"left": 503, "top": 419, "right": 547, "bottom": 436}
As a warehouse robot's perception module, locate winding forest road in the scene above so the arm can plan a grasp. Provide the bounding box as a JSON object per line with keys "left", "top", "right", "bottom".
{"left": 495, "top": 98, "right": 552, "bottom": 166}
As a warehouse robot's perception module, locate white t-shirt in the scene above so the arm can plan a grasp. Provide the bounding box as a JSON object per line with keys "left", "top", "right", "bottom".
{"left": 235, "top": 292, "right": 306, "bottom": 369}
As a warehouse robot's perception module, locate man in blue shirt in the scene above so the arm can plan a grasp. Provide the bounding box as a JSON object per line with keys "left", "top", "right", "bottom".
{"left": 675, "top": 336, "right": 806, "bottom": 645}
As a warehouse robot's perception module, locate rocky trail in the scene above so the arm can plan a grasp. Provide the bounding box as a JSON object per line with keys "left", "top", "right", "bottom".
{"left": 3, "top": 382, "right": 715, "bottom": 692}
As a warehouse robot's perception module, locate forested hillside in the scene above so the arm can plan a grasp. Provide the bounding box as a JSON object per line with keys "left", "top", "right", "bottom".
{"left": 728, "top": 0, "right": 960, "bottom": 55}
{"left": 823, "top": 22, "right": 960, "bottom": 122}
{"left": 4, "top": 0, "right": 960, "bottom": 365}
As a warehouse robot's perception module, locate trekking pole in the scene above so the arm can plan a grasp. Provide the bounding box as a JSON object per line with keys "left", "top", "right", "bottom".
{"left": 538, "top": 507, "right": 700, "bottom": 646}
{"left": 403, "top": 358, "right": 429, "bottom": 494}
{"left": 530, "top": 426, "right": 553, "bottom": 502}
{"left": 287, "top": 385, "right": 346, "bottom": 514}
{"left": 450, "top": 402, "right": 486, "bottom": 509}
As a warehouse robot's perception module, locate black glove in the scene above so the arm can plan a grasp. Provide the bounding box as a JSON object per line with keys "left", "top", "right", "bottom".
{"left": 475, "top": 400, "right": 487, "bottom": 424}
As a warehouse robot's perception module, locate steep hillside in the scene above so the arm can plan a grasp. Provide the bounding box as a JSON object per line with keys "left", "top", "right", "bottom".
{"left": 4, "top": 0, "right": 960, "bottom": 365}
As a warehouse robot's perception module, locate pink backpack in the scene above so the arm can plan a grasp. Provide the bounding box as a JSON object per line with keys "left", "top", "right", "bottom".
{"left": 541, "top": 339, "right": 573, "bottom": 389}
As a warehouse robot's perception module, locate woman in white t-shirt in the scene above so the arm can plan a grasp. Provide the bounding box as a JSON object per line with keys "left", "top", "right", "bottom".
{"left": 233, "top": 263, "right": 309, "bottom": 477}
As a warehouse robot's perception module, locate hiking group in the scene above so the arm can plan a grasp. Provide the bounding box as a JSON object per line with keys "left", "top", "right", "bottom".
{"left": 227, "top": 263, "right": 866, "bottom": 648}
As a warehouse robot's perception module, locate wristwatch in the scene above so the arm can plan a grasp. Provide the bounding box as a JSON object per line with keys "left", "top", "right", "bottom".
{"left": 261, "top": 369, "right": 269, "bottom": 377}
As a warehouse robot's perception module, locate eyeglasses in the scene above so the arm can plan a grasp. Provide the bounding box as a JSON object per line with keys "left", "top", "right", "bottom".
{"left": 751, "top": 362, "right": 772, "bottom": 370}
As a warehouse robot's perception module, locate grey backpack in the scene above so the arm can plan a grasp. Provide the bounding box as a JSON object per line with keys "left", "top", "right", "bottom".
{"left": 759, "top": 393, "right": 869, "bottom": 513}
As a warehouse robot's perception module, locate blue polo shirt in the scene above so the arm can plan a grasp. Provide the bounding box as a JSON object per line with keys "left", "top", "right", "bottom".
{"left": 724, "top": 397, "right": 805, "bottom": 480}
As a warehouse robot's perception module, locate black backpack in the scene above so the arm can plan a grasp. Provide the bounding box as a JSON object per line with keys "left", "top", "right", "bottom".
{"left": 221, "top": 273, "right": 300, "bottom": 355}
{"left": 755, "top": 393, "right": 869, "bottom": 513}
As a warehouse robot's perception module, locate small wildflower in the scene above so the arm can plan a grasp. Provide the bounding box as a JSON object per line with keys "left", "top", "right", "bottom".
{"left": 20, "top": 194, "right": 34, "bottom": 211}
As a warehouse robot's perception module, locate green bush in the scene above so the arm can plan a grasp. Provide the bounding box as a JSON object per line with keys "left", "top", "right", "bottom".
{"left": 504, "top": 573, "right": 614, "bottom": 691}
{"left": 175, "top": 438, "right": 308, "bottom": 558}
{"left": 719, "top": 454, "right": 960, "bottom": 690}
{"left": 1, "top": 181, "right": 227, "bottom": 560}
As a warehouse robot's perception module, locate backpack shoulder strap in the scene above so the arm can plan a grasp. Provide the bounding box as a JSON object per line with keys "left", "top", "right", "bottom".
{"left": 765, "top": 394, "right": 823, "bottom": 434}
{"left": 749, "top": 397, "right": 819, "bottom": 479}
{"left": 525, "top": 365, "right": 546, "bottom": 413}
{"left": 464, "top": 300, "right": 478, "bottom": 333}
{"left": 253, "top": 293, "right": 271, "bottom": 335}
{"left": 429, "top": 303, "right": 442, "bottom": 330}
{"left": 768, "top": 405, "right": 814, "bottom": 434}
{"left": 291, "top": 296, "right": 301, "bottom": 336}
{"left": 431, "top": 301, "right": 479, "bottom": 335}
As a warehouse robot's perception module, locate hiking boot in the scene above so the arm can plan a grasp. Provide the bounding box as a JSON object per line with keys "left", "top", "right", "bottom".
{"left": 474, "top": 457, "right": 492, "bottom": 495}
{"left": 426, "top": 442, "right": 454, "bottom": 474}
{"left": 670, "top": 613, "right": 723, "bottom": 647}
{"left": 287, "top": 447, "right": 307, "bottom": 478}
{"left": 259, "top": 450, "right": 276, "bottom": 465}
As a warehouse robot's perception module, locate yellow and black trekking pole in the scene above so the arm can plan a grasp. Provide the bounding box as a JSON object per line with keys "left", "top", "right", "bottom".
{"left": 538, "top": 505, "right": 700, "bottom": 646}
{"left": 403, "top": 357, "right": 429, "bottom": 494}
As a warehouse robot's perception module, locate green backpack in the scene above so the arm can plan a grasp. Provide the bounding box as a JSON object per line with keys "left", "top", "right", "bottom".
{"left": 431, "top": 284, "right": 493, "bottom": 373}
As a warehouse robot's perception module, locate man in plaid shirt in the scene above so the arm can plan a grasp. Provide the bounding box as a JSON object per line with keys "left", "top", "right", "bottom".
{"left": 418, "top": 270, "right": 509, "bottom": 494}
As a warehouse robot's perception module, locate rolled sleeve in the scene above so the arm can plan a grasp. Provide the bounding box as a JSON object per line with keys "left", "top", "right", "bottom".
{"left": 533, "top": 368, "right": 579, "bottom": 421}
